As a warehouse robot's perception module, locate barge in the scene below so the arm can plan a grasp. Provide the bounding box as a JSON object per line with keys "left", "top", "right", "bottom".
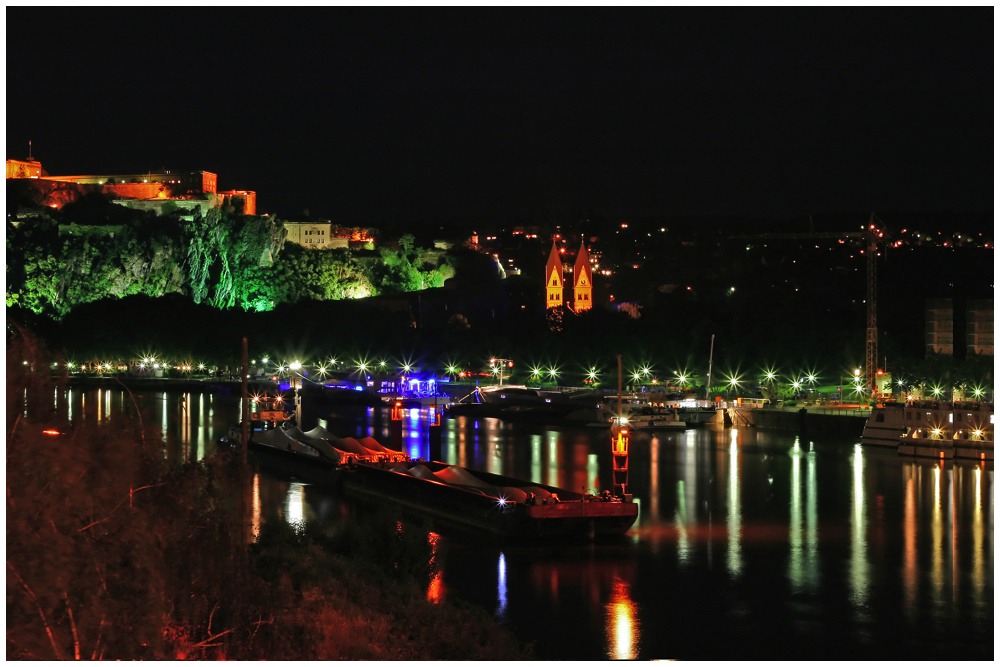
{"left": 340, "top": 459, "right": 638, "bottom": 542}
{"left": 223, "top": 423, "right": 638, "bottom": 541}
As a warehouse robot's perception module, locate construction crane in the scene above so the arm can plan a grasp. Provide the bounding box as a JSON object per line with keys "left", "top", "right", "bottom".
{"left": 730, "top": 214, "right": 887, "bottom": 400}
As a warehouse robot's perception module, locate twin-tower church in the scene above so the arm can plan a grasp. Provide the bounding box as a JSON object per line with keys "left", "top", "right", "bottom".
{"left": 545, "top": 239, "right": 593, "bottom": 312}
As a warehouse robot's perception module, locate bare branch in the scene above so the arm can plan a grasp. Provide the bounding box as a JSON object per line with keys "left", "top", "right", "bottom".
{"left": 90, "top": 618, "right": 108, "bottom": 661}
{"left": 8, "top": 412, "right": 22, "bottom": 443}
{"left": 63, "top": 593, "right": 81, "bottom": 660}
{"left": 7, "top": 561, "right": 64, "bottom": 660}
{"left": 114, "top": 377, "right": 145, "bottom": 446}
{"left": 80, "top": 481, "right": 167, "bottom": 531}
{"left": 189, "top": 627, "right": 235, "bottom": 649}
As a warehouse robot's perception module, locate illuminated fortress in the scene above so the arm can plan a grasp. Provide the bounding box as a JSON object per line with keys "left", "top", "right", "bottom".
{"left": 6, "top": 152, "right": 256, "bottom": 216}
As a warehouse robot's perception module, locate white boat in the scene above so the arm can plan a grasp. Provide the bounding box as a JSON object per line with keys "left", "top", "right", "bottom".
{"left": 952, "top": 402, "right": 994, "bottom": 462}
{"left": 619, "top": 405, "right": 688, "bottom": 431}
{"left": 898, "top": 400, "right": 994, "bottom": 462}
{"left": 861, "top": 403, "right": 907, "bottom": 447}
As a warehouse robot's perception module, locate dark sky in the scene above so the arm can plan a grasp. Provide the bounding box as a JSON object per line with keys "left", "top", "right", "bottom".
{"left": 6, "top": 7, "right": 993, "bottom": 225}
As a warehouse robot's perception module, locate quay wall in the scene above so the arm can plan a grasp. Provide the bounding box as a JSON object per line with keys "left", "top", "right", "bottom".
{"left": 729, "top": 406, "right": 869, "bottom": 436}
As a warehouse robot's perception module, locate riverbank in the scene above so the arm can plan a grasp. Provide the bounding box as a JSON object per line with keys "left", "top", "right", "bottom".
{"left": 728, "top": 404, "right": 870, "bottom": 435}
{"left": 61, "top": 374, "right": 874, "bottom": 437}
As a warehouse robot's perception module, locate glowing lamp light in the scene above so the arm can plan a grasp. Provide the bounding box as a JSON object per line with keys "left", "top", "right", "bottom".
{"left": 41, "top": 429, "right": 61, "bottom": 437}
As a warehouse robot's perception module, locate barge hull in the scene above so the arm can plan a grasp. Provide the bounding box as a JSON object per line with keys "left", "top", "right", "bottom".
{"left": 340, "top": 462, "right": 638, "bottom": 542}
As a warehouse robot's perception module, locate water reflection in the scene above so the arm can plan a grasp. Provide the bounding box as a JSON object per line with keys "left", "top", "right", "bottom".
{"left": 35, "top": 387, "right": 994, "bottom": 660}
{"left": 251, "top": 473, "right": 262, "bottom": 542}
{"left": 849, "top": 443, "right": 868, "bottom": 606}
{"left": 727, "top": 429, "right": 743, "bottom": 577}
{"left": 789, "top": 436, "right": 819, "bottom": 593}
{"left": 496, "top": 552, "right": 508, "bottom": 619}
{"left": 426, "top": 532, "right": 443, "bottom": 604}
{"left": 605, "top": 578, "right": 639, "bottom": 660}
{"left": 285, "top": 482, "right": 307, "bottom": 532}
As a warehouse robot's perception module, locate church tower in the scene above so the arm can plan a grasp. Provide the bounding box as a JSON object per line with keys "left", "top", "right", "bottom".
{"left": 545, "top": 239, "right": 564, "bottom": 309}
{"left": 572, "top": 239, "right": 593, "bottom": 311}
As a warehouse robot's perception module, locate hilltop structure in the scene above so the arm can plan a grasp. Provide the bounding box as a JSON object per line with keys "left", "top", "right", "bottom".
{"left": 6, "top": 151, "right": 256, "bottom": 217}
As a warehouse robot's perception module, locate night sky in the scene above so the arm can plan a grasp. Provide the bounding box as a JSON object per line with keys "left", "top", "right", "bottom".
{"left": 6, "top": 6, "right": 993, "bottom": 226}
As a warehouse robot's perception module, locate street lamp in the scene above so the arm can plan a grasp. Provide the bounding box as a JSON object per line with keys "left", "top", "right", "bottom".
{"left": 490, "top": 358, "right": 513, "bottom": 386}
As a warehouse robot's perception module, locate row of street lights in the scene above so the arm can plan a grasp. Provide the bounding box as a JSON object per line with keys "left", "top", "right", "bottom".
{"left": 45, "top": 352, "right": 991, "bottom": 402}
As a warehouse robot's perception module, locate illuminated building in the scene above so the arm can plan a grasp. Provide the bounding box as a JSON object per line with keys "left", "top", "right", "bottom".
{"left": 6, "top": 157, "right": 42, "bottom": 179}
{"left": 925, "top": 298, "right": 954, "bottom": 356}
{"left": 283, "top": 221, "right": 375, "bottom": 250}
{"left": 924, "top": 297, "right": 994, "bottom": 358}
{"left": 966, "top": 299, "right": 994, "bottom": 356}
{"left": 545, "top": 239, "right": 565, "bottom": 308}
{"left": 545, "top": 237, "right": 595, "bottom": 311}
{"left": 6, "top": 152, "right": 256, "bottom": 216}
{"left": 572, "top": 239, "right": 593, "bottom": 311}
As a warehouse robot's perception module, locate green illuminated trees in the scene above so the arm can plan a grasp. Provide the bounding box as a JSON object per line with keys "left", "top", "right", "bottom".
{"left": 7, "top": 201, "right": 450, "bottom": 320}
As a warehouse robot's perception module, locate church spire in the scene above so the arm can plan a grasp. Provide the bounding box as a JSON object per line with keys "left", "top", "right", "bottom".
{"left": 572, "top": 238, "right": 593, "bottom": 311}
{"left": 545, "top": 238, "right": 564, "bottom": 309}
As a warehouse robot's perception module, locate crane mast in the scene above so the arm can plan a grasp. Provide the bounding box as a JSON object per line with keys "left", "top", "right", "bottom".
{"left": 730, "top": 214, "right": 884, "bottom": 400}
{"left": 865, "top": 230, "right": 878, "bottom": 400}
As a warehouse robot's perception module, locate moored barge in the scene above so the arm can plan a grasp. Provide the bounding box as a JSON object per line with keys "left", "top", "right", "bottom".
{"left": 340, "top": 459, "right": 638, "bottom": 542}
{"left": 223, "top": 423, "right": 638, "bottom": 541}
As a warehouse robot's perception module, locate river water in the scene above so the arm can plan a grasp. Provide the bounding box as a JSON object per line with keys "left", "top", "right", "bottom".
{"left": 53, "top": 386, "right": 994, "bottom": 660}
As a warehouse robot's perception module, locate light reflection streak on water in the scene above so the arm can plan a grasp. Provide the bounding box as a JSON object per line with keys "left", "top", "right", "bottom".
{"left": 285, "top": 482, "right": 306, "bottom": 533}
{"left": 181, "top": 393, "right": 191, "bottom": 462}
{"left": 197, "top": 394, "right": 209, "bottom": 461}
{"left": 950, "top": 467, "right": 959, "bottom": 606}
{"left": 251, "top": 473, "right": 262, "bottom": 542}
{"left": 648, "top": 436, "right": 660, "bottom": 527}
{"left": 67, "top": 388, "right": 74, "bottom": 422}
{"left": 806, "top": 441, "right": 817, "bottom": 585}
{"left": 903, "top": 467, "right": 917, "bottom": 618}
{"left": 587, "top": 453, "right": 600, "bottom": 493}
{"left": 727, "top": 429, "right": 742, "bottom": 577}
{"left": 161, "top": 391, "right": 168, "bottom": 439}
{"left": 547, "top": 431, "right": 559, "bottom": 488}
{"left": 674, "top": 479, "right": 688, "bottom": 563}
{"left": 487, "top": 420, "right": 502, "bottom": 475}
{"left": 789, "top": 436, "right": 804, "bottom": 589}
{"left": 406, "top": 408, "right": 422, "bottom": 460}
{"left": 849, "top": 444, "right": 868, "bottom": 606}
{"left": 932, "top": 465, "right": 944, "bottom": 603}
{"left": 605, "top": 578, "right": 639, "bottom": 660}
{"left": 680, "top": 431, "right": 698, "bottom": 563}
{"left": 445, "top": 418, "right": 458, "bottom": 463}
{"left": 426, "top": 532, "right": 443, "bottom": 604}
{"left": 531, "top": 435, "right": 542, "bottom": 485}
{"left": 971, "top": 467, "right": 984, "bottom": 602}
{"left": 496, "top": 552, "right": 508, "bottom": 618}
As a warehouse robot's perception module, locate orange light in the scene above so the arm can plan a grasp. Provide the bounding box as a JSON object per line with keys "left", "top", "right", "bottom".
{"left": 41, "top": 429, "right": 61, "bottom": 436}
